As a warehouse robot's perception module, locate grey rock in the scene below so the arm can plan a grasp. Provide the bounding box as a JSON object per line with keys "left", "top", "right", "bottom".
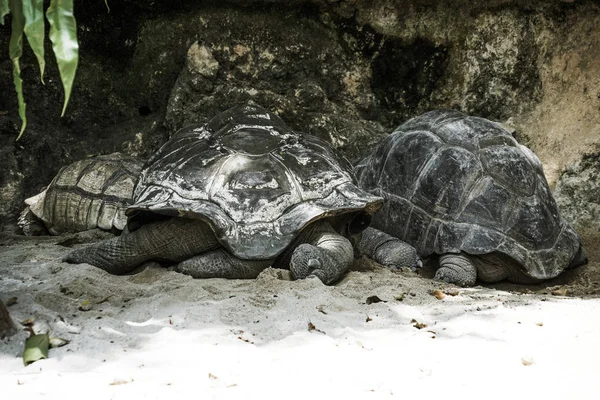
{"left": 554, "top": 153, "right": 600, "bottom": 233}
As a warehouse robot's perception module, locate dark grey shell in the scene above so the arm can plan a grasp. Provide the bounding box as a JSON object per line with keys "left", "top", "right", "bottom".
{"left": 355, "top": 110, "right": 583, "bottom": 280}
{"left": 22, "top": 153, "right": 144, "bottom": 235}
{"left": 128, "top": 104, "right": 382, "bottom": 259}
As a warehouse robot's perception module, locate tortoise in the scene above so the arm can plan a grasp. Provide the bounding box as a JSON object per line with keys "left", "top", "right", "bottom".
{"left": 64, "top": 104, "right": 419, "bottom": 284}
{"left": 18, "top": 153, "right": 144, "bottom": 236}
{"left": 355, "top": 109, "right": 587, "bottom": 286}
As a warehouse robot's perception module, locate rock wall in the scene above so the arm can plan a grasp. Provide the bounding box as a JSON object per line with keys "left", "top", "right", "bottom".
{"left": 554, "top": 153, "right": 600, "bottom": 235}
{"left": 0, "top": 0, "right": 598, "bottom": 232}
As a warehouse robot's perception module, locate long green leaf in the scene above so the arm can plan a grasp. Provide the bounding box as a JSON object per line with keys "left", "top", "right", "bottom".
{"left": 46, "top": 0, "right": 78, "bottom": 117}
{"left": 0, "top": 0, "right": 9, "bottom": 25}
{"left": 9, "top": 0, "right": 27, "bottom": 138}
{"left": 23, "top": 333, "right": 49, "bottom": 366}
{"left": 23, "top": 0, "right": 46, "bottom": 82}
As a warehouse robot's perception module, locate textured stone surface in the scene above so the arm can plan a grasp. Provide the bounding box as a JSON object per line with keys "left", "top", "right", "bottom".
{"left": 159, "top": 7, "right": 391, "bottom": 161}
{"left": 554, "top": 154, "right": 600, "bottom": 233}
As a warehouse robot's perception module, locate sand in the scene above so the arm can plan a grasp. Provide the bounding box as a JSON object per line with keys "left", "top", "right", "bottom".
{"left": 1, "top": 232, "right": 599, "bottom": 399}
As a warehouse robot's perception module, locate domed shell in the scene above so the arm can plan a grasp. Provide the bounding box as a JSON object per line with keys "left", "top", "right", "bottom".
{"left": 128, "top": 104, "right": 382, "bottom": 259}
{"left": 26, "top": 153, "right": 144, "bottom": 234}
{"left": 356, "top": 110, "right": 583, "bottom": 280}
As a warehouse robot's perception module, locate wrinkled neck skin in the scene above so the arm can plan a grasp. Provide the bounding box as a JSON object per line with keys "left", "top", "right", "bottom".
{"left": 468, "top": 252, "right": 539, "bottom": 284}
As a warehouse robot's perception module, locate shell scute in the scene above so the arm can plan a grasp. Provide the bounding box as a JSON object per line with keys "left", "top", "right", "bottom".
{"left": 412, "top": 146, "right": 483, "bottom": 218}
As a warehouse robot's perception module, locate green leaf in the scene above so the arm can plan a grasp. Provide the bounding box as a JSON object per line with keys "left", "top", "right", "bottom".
{"left": 0, "top": 0, "right": 9, "bottom": 25}
{"left": 23, "top": 0, "right": 46, "bottom": 83}
{"left": 46, "top": 0, "right": 78, "bottom": 117}
{"left": 23, "top": 333, "right": 49, "bottom": 366}
{"left": 9, "top": 0, "right": 27, "bottom": 139}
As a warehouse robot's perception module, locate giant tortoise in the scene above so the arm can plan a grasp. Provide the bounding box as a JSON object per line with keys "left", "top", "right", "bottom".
{"left": 355, "top": 110, "right": 587, "bottom": 286}
{"left": 18, "top": 153, "right": 144, "bottom": 236}
{"left": 64, "top": 104, "right": 419, "bottom": 284}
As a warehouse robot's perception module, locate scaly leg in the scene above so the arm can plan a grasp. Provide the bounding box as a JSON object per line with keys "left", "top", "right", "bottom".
{"left": 63, "top": 218, "right": 219, "bottom": 274}
{"left": 358, "top": 227, "right": 421, "bottom": 270}
{"left": 174, "top": 249, "right": 273, "bottom": 279}
{"left": 288, "top": 220, "right": 354, "bottom": 285}
{"left": 435, "top": 253, "right": 477, "bottom": 286}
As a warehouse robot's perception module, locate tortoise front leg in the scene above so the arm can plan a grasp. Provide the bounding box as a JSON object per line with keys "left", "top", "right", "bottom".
{"left": 435, "top": 253, "right": 477, "bottom": 286}
{"left": 288, "top": 220, "right": 354, "bottom": 285}
{"left": 358, "top": 227, "right": 421, "bottom": 270}
{"left": 174, "top": 249, "right": 273, "bottom": 279}
{"left": 63, "top": 218, "right": 219, "bottom": 274}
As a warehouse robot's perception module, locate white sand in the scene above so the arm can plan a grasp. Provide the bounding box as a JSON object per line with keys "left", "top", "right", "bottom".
{"left": 1, "top": 237, "right": 599, "bottom": 399}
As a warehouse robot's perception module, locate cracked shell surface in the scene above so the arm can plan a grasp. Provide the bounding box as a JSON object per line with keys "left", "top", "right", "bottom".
{"left": 355, "top": 110, "right": 583, "bottom": 280}
{"left": 128, "top": 103, "right": 382, "bottom": 260}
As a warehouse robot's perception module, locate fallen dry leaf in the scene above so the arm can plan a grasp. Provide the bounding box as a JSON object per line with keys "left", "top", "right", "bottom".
{"left": 109, "top": 379, "right": 133, "bottom": 386}
{"left": 208, "top": 373, "right": 218, "bottom": 380}
{"left": 237, "top": 336, "right": 252, "bottom": 343}
{"left": 521, "top": 357, "right": 534, "bottom": 366}
{"left": 308, "top": 322, "right": 325, "bottom": 334}
{"left": 551, "top": 288, "right": 568, "bottom": 296}
{"left": 430, "top": 290, "right": 446, "bottom": 300}
{"left": 411, "top": 319, "right": 428, "bottom": 329}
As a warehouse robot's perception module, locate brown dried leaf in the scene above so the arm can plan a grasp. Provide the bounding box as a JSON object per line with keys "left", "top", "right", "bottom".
{"left": 410, "top": 319, "right": 427, "bottom": 329}
{"left": 109, "top": 379, "right": 132, "bottom": 386}
{"left": 521, "top": 357, "right": 534, "bottom": 366}
{"left": 308, "top": 322, "right": 325, "bottom": 334}
{"left": 430, "top": 290, "right": 446, "bottom": 300}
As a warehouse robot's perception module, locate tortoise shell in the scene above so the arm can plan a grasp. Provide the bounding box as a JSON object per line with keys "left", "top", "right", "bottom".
{"left": 355, "top": 110, "right": 583, "bottom": 280}
{"left": 128, "top": 104, "right": 382, "bottom": 259}
{"left": 25, "top": 153, "right": 144, "bottom": 235}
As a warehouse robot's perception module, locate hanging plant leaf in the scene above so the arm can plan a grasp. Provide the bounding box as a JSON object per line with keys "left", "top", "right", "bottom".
{"left": 46, "top": 0, "right": 78, "bottom": 117}
{"left": 0, "top": 0, "right": 9, "bottom": 25}
{"left": 8, "top": 0, "right": 27, "bottom": 138}
{"left": 22, "top": 0, "right": 46, "bottom": 82}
